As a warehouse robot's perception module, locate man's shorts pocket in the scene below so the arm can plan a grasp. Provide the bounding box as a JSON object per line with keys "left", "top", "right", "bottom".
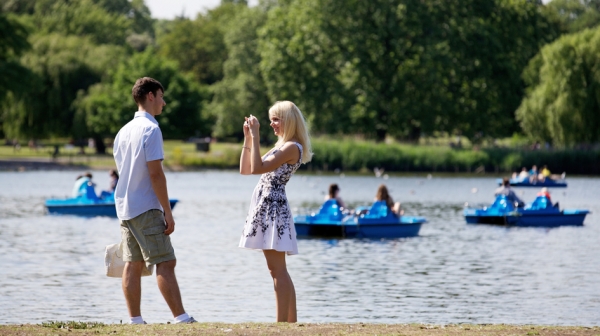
{"left": 143, "top": 224, "right": 169, "bottom": 257}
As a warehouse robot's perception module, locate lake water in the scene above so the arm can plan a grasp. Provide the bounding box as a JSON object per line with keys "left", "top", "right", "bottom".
{"left": 0, "top": 171, "right": 598, "bottom": 325}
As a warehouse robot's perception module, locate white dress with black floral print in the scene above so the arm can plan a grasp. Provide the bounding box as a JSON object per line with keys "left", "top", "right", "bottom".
{"left": 239, "top": 142, "right": 303, "bottom": 255}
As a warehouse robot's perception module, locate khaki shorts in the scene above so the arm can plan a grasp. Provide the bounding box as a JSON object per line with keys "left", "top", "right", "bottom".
{"left": 120, "top": 209, "right": 175, "bottom": 266}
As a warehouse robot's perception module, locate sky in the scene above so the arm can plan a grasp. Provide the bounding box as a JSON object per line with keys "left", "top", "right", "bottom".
{"left": 146, "top": 0, "right": 551, "bottom": 20}
{"left": 145, "top": 0, "right": 259, "bottom": 19}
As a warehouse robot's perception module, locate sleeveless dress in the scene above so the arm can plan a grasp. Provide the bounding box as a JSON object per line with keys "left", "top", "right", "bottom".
{"left": 239, "top": 142, "right": 303, "bottom": 255}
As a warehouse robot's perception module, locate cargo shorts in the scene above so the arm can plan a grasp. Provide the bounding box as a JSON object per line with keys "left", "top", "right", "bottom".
{"left": 120, "top": 209, "right": 175, "bottom": 267}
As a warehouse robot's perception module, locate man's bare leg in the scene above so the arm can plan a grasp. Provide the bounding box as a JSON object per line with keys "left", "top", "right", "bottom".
{"left": 122, "top": 261, "right": 145, "bottom": 318}
{"left": 156, "top": 259, "right": 185, "bottom": 317}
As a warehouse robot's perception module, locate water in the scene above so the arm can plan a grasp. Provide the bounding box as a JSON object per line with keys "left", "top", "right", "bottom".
{"left": 0, "top": 171, "right": 598, "bottom": 325}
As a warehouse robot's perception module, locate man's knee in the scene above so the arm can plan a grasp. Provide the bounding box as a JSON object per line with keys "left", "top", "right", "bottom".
{"left": 156, "top": 259, "right": 177, "bottom": 273}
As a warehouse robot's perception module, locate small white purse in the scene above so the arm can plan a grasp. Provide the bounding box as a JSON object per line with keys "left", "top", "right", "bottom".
{"left": 105, "top": 243, "right": 154, "bottom": 278}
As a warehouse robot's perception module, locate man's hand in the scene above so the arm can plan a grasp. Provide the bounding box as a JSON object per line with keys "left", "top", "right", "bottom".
{"left": 164, "top": 211, "right": 175, "bottom": 235}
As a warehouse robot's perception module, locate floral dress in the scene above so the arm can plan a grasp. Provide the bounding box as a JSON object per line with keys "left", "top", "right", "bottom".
{"left": 239, "top": 142, "right": 303, "bottom": 255}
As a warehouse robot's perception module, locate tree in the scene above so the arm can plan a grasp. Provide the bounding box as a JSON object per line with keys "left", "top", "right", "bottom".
{"left": 209, "top": 6, "right": 274, "bottom": 141}
{"left": 258, "top": 0, "right": 560, "bottom": 141}
{"left": 2, "top": 34, "right": 124, "bottom": 144}
{"left": 157, "top": 2, "right": 246, "bottom": 84}
{"left": 516, "top": 26, "right": 600, "bottom": 146}
{"left": 0, "top": 13, "right": 30, "bottom": 103}
{"left": 74, "top": 48, "right": 211, "bottom": 144}
{"left": 4, "top": 0, "right": 155, "bottom": 49}
{"left": 547, "top": 0, "right": 600, "bottom": 33}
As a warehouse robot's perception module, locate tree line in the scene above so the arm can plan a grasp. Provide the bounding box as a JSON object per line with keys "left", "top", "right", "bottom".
{"left": 1, "top": 0, "right": 600, "bottom": 153}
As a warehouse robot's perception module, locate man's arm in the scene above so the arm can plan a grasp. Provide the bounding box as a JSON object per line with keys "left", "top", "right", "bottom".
{"left": 147, "top": 160, "right": 175, "bottom": 235}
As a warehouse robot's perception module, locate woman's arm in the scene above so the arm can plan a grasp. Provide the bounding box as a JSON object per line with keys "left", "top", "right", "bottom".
{"left": 239, "top": 118, "right": 252, "bottom": 175}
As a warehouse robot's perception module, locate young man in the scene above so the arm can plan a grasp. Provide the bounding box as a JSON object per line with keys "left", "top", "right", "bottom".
{"left": 113, "top": 77, "right": 195, "bottom": 324}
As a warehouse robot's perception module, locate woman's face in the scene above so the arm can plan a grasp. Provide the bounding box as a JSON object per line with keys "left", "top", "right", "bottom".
{"left": 270, "top": 115, "right": 283, "bottom": 136}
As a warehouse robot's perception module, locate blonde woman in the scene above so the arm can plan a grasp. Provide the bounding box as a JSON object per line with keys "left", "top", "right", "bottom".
{"left": 239, "top": 101, "right": 312, "bottom": 323}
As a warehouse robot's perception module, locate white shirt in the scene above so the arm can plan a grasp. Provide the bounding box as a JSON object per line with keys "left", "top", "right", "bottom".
{"left": 113, "top": 111, "right": 164, "bottom": 220}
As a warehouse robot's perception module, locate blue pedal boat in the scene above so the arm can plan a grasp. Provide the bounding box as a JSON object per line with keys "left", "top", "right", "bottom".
{"left": 46, "top": 185, "right": 178, "bottom": 217}
{"left": 464, "top": 195, "right": 588, "bottom": 227}
{"left": 496, "top": 177, "right": 567, "bottom": 188}
{"left": 294, "top": 200, "right": 427, "bottom": 238}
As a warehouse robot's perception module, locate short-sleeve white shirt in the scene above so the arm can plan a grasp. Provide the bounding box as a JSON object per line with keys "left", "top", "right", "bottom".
{"left": 113, "top": 111, "right": 164, "bottom": 220}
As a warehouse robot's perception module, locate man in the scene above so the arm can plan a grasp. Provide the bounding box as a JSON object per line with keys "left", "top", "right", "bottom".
{"left": 113, "top": 77, "right": 195, "bottom": 325}
{"left": 495, "top": 178, "right": 524, "bottom": 207}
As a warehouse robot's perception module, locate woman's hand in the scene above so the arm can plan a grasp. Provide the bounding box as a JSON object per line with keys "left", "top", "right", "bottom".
{"left": 248, "top": 114, "right": 260, "bottom": 137}
{"left": 243, "top": 117, "right": 250, "bottom": 138}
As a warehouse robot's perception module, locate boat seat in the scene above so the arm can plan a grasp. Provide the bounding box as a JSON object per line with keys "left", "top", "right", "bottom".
{"left": 85, "top": 183, "right": 101, "bottom": 202}
{"left": 524, "top": 196, "right": 550, "bottom": 210}
{"left": 313, "top": 199, "right": 343, "bottom": 221}
{"left": 490, "top": 195, "right": 515, "bottom": 212}
{"left": 363, "top": 201, "right": 396, "bottom": 219}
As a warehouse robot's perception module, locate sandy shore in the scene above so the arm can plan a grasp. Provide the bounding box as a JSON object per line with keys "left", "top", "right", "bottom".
{"left": 0, "top": 322, "right": 598, "bottom": 335}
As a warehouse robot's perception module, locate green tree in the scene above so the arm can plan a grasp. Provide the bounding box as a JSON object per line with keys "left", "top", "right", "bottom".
{"left": 209, "top": 6, "right": 273, "bottom": 141}
{"left": 258, "top": 0, "right": 560, "bottom": 141}
{"left": 4, "top": 0, "right": 155, "bottom": 49}
{"left": 547, "top": 0, "right": 600, "bottom": 32}
{"left": 0, "top": 13, "right": 30, "bottom": 103}
{"left": 157, "top": 2, "right": 245, "bottom": 84}
{"left": 2, "top": 34, "right": 124, "bottom": 144}
{"left": 74, "top": 48, "right": 210, "bottom": 143}
{"left": 516, "top": 26, "right": 600, "bottom": 146}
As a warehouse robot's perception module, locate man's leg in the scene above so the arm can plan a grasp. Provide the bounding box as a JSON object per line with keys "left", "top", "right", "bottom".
{"left": 122, "top": 261, "right": 145, "bottom": 318}
{"left": 156, "top": 259, "right": 185, "bottom": 317}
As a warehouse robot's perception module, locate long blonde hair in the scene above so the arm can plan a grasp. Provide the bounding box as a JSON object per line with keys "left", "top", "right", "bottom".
{"left": 269, "top": 101, "right": 313, "bottom": 163}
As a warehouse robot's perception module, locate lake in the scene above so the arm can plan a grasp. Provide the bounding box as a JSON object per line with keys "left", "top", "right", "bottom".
{"left": 0, "top": 171, "right": 598, "bottom": 325}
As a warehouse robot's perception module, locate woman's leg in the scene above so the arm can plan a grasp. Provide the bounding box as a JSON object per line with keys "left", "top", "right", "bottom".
{"left": 263, "top": 250, "right": 297, "bottom": 322}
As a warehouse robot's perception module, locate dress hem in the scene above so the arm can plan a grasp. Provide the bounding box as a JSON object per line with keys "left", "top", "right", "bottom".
{"left": 238, "top": 245, "right": 298, "bottom": 255}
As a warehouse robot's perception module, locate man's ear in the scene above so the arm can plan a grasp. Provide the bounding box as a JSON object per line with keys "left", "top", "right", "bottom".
{"left": 147, "top": 91, "right": 155, "bottom": 102}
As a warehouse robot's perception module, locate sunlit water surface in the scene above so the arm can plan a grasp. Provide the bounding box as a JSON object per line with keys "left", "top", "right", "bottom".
{"left": 0, "top": 171, "right": 598, "bottom": 325}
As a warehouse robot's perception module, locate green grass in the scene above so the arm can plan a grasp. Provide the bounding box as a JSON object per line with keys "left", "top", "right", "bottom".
{"left": 2, "top": 138, "right": 599, "bottom": 175}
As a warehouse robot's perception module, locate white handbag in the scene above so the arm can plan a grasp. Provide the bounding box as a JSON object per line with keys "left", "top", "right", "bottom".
{"left": 105, "top": 243, "right": 154, "bottom": 278}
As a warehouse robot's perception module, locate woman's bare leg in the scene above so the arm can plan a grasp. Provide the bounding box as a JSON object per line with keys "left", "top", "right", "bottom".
{"left": 263, "top": 250, "right": 297, "bottom": 322}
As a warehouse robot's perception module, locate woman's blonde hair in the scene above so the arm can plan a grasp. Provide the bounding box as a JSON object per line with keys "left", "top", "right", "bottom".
{"left": 269, "top": 101, "right": 313, "bottom": 163}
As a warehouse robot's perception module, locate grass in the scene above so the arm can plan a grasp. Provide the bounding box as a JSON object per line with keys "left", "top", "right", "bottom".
{"left": 2, "top": 138, "right": 600, "bottom": 175}
{"left": 0, "top": 322, "right": 598, "bottom": 335}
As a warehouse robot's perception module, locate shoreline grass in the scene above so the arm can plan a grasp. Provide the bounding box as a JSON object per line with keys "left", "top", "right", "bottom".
{"left": 0, "top": 322, "right": 598, "bottom": 335}
{"left": 2, "top": 139, "right": 599, "bottom": 175}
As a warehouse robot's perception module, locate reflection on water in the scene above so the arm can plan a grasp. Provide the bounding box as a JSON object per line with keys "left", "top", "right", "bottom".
{"left": 0, "top": 171, "right": 599, "bottom": 325}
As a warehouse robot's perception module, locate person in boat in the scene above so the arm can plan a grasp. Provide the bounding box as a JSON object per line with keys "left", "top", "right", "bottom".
{"left": 536, "top": 187, "right": 558, "bottom": 208}
{"left": 518, "top": 167, "right": 529, "bottom": 180}
{"left": 72, "top": 172, "right": 95, "bottom": 198}
{"left": 537, "top": 187, "right": 551, "bottom": 202}
{"left": 325, "top": 183, "right": 346, "bottom": 209}
{"left": 495, "top": 178, "right": 524, "bottom": 207}
{"left": 375, "top": 184, "right": 403, "bottom": 216}
{"left": 528, "top": 165, "right": 539, "bottom": 183}
{"left": 100, "top": 169, "right": 119, "bottom": 198}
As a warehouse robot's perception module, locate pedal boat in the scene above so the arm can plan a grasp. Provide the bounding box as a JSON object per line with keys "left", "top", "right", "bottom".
{"left": 45, "top": 184, "right": 177, "bottom": 217}
{"left": 496, "top": 177, "right": 567, "bottom": 188}
{"left": 294, "top": 200, "right": 427, "bottom": 238}
{"left": 464, "top": 195, "right": 588, "bottom": 227}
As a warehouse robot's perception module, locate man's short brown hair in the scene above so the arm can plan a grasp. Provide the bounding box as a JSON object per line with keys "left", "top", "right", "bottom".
{"left": 132, "top": 77, "right": 164, "bottom": 105}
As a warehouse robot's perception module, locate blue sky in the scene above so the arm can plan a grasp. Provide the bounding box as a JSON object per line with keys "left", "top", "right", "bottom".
{"left": 146, "top": 0, "right": 551, "bottom": 20}
{"left": 145, "top": 0, "right": 259, "bottom": 19}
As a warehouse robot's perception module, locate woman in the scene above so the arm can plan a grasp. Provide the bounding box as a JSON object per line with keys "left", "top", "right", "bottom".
{"left": 375, "top": 184, "right": 403, "bottom": 216}
{"left": 239, "top": 101, "right": 312, "bottom": 323}
{"left": 326, "top": 183, "right": 346, "bottom": 209}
